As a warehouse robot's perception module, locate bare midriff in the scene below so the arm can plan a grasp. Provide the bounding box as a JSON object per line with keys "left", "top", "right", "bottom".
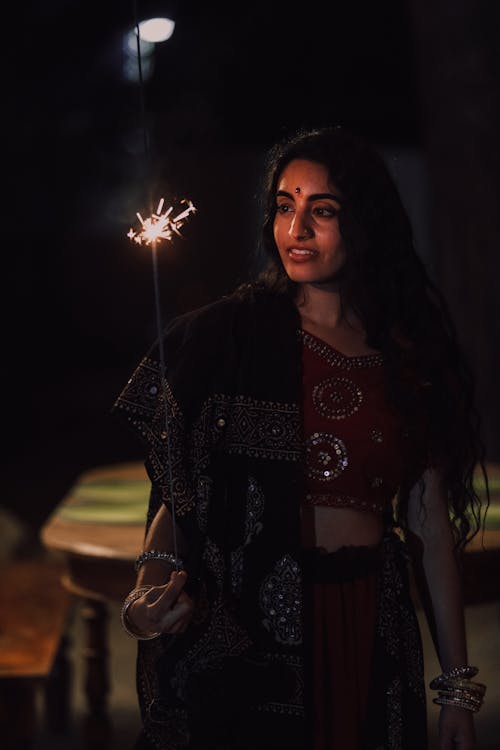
{"left": 301, "top": 505, "right": 384, "bottom": 552}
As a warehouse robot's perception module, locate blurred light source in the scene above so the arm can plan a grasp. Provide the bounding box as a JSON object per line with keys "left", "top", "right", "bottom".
{"left": 125, "top": 33, "right": 155, "bottom": 57}
{"left": 122, "top": 16, "right": 175, "bottom": 83}
{"left": 137, "top": 17, "right": 175, "bottom": 43}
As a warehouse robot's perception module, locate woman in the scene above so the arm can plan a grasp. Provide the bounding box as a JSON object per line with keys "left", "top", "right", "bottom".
{"left": 114, "top": 126, "right": 489, "bottom": 749}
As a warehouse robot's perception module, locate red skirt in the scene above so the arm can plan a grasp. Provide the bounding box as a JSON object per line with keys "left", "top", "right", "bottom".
{"left": 301, "top": 544, "right": 384, "bottom": 750}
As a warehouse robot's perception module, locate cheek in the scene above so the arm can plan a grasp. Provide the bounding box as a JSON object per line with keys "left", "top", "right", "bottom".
{"left": 326, "top": 228, "right": 345, "bottom": 254}
{"left": 273, "top": 220, "right": 282, "bottom": 249}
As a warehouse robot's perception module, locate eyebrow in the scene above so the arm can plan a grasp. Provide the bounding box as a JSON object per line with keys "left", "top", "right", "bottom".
{"left": 276, "top": 190, "right": 342, "bottom": 204}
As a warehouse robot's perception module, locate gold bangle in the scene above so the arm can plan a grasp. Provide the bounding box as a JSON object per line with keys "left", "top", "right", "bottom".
{"left": 433, "top": 696, "right": 482, "bottom": 713}
{"left": 120, "top": 585, "right": 161, "bottom": 640}
{"left": 436, "top": 689, "right": 483, "bottom": 705}
{"left": 433, "top": 685, "right": 484, "bottom": 712}
{"left": 430, "top": 665, "right": 478, "bottom": 689}
{"left": 437, "top": 683, "right": 486, "bottom": 701}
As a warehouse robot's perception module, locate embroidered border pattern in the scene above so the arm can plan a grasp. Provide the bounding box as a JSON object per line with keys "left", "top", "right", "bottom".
{"left": 171, "top": 598, "right": 253, "bottom": 701}
{"left": 304, "top": 492, "right": 385, "bottom": 514}
{"left": 251, "top": 653, "right": 305, "bottom": 718}
{"left": 300, "top": 329, "right": 384, "bottom": 369}
{"left": 193, "top": 394, "right": 302, "bottom": 465}
{"left": 113, "top": 356, "right": 195, "bottom": 516}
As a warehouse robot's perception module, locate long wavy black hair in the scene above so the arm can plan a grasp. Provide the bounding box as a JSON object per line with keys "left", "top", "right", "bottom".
{"left": 252, "top": 125, "right": 489, "bottom": 551}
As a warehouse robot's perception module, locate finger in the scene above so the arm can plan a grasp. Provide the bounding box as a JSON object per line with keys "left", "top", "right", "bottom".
{"left": 165, "top": 619, "right": 186, "bottom": 635}
{"left": 159, "top": 599, "right": 194, "bottom": 631}
{"left": 141, "top": 584, "right": 169, "bottom": 604}
{"left": 162, "top": 611, "right": 193, "bottom": 635}
{"left": 148, "top": 572, "right": 188, "bottom": 613}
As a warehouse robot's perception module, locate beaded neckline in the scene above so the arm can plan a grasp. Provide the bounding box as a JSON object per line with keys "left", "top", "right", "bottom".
{"left": 299, "top": 329, "right": 384, "bottom": 369}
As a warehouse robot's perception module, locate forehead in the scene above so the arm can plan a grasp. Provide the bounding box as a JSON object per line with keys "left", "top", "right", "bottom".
{"left": 276, "top": 159, "right": 332, "bottom": 191}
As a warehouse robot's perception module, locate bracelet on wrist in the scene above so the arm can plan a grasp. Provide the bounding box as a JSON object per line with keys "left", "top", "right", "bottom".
{"left": 433, "top": 695, "right": 482, "bottom": 712}
{"left": 134, "top": 550, "right": 184, "bottom": 573}
{"left": 429, "top": 664, "right": 486, "bottom": 713}
{"left": 120, "top": 585, "right": 161, "bottom": 640}
{"left": 429, "top": 664, "right": 478, "bottom": 688}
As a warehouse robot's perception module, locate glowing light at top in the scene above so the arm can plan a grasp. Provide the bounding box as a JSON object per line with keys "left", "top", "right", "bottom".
{"left": 137, "top": 17, "right": 175, "bottom": 43}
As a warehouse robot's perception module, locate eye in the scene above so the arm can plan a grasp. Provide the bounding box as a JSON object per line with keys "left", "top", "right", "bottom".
{"left": 313, "top": 205, "right": 338, "bottom": 218}
{"left": 275, "top": 202, "right": 294, "bottom": 214}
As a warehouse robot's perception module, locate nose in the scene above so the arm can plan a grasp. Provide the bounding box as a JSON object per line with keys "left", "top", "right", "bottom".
{"left": 289, "top": 211, "right": 313, "bottom": 240}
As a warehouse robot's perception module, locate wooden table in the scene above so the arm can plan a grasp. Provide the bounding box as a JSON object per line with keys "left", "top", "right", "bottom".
{"left": 39, "top": 461, "right": 149, "bottom": 748}
{"left": 0, "top": 559, "right": 74, "bottom": 749}
{"left": 39, "top": 460, "right": 500, "bottom": 745}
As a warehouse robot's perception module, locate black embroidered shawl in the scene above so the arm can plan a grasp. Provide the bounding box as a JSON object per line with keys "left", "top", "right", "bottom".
{"left": 113, "top": 284, "right": 427, "bottom": 750}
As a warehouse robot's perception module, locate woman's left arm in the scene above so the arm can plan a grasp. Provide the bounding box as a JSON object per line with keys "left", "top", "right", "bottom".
{"left": 407, "top": 467, "right": 477, "bottom": 750}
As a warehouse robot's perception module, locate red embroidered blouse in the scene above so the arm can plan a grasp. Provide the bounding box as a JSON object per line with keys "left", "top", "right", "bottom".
{"left": 301, "top": 329, "right": 414, "bottom": 514}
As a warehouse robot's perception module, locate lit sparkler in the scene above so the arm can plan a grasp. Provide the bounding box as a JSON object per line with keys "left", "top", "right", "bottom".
{"left": 127, "top": 197, "right": 197, "bottom": 246}
{"left": 126, "top": 194, "right": 197, "bottom": 574}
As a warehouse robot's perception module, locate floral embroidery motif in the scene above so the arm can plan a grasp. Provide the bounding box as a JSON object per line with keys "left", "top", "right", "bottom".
{"left": 231, "top": 476, "right": 266, "bottom": 597}
{"left": 305, "top": 432, "right": 348, "bottom": 482}
{"left": 230, "top": 547, "right": 244, "bottom": 597}
{"left": 312, "top": 376, "right": 363, "bottom": 419}
{"left": 202, "top": 537, "right": 226, "bottom": 589}
{"left": 244, "top": 475, "right": 265, "bottom": 544}
{"left": 195, "top": 475, "right": 212, "bottom": 533}
{"left": 260, "top": 555, "right": 302, "bottom": 645}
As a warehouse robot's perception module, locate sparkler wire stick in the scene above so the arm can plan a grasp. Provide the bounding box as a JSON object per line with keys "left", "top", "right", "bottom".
{"left": 131, "top": 2, "right": 194, "bottom": 573}
{"left": 151, "top": 240, "right": 181, "bottom": 571}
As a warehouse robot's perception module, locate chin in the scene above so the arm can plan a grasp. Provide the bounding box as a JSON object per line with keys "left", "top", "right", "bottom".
{"left": 286, "top": 266, "right": 346, "bottom": 286}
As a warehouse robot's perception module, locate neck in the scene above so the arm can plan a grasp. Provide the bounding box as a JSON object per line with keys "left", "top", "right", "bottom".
{"left": 296, "top": 282, "right": 359, "bottom": 331}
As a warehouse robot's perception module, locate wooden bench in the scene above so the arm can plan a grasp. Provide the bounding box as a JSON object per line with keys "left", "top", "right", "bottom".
{"left": 0, "top": 556, "right": 75, "bottom": 749}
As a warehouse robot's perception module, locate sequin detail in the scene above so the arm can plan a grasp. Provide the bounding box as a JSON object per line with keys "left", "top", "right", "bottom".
{"left": 299, "top": 329, "right": 384, "bottom": 369}
{"left": 305, "top": 432, "right": 348, "bottom": 482}
{"left": 304, "top": 492, "right": 386, "bottom": 513}
{"left": 312, "top": 376, "right": 363, "bottom": 419}
{"left": 260, "top": 555, "right": 302, "bottom": 645}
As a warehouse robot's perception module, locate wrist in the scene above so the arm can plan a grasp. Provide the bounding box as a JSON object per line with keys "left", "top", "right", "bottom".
{"left": 136, "top": 558, "right": 176, "bottom": 586}
{"left": 120, "top": 585, "right": 161, "bottom": 640}
{"left": 430, "top": 664, "right": 486, "bottom": 713}
{"left": 134, "top": 550, "right": 184, "bottom": 573}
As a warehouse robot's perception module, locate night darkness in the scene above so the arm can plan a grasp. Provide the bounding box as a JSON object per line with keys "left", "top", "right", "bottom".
{"left": 4, "top": 1, "right": 500, "bottom": 536}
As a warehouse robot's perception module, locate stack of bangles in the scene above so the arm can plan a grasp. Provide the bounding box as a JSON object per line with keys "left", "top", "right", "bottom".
{"left": 429, "top": 665, "right": 486, "bottom": 712}
{"left": 120, "top": 550, "right": 184, "bottom": 641}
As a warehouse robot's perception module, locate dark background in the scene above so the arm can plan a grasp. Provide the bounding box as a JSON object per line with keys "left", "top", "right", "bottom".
{"left": 3, "top": 0, "right": 500, "bottom": 538}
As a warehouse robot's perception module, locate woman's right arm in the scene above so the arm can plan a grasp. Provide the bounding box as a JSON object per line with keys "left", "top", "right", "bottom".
{"left": 126, "top": 502, "right": 195, "bottom": 636}
{"left": 136, "top": 503, "right": 188, "bottom": 586}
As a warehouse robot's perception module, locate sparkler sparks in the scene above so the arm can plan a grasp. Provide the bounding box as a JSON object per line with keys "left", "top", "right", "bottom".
{"left": 127, "top": 198, "right": 197, "bottom": 246}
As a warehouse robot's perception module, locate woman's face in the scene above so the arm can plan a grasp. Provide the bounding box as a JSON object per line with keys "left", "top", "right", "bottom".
{"left": 273, "top": 158, "right": 345, "bottom": 285}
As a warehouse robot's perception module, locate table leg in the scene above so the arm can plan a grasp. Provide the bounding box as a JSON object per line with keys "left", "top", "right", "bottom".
{"left": 0, "top": 678, "right": 36, "bottom": 750}
{"left": 81, "top": 599, "right": 113, "bottom": 748}
{"left": 44, "top": 632, "right": 72, "bottom": 733}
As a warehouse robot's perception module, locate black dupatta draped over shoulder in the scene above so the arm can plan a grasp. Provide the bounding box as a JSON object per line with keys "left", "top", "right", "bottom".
{"left": 113, "top": 283, "right": 427, "bottom": 750}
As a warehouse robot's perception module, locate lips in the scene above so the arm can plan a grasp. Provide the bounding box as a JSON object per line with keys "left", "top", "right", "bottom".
{"left": 288, "top": 247, "right": 318, "bottom": 263}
